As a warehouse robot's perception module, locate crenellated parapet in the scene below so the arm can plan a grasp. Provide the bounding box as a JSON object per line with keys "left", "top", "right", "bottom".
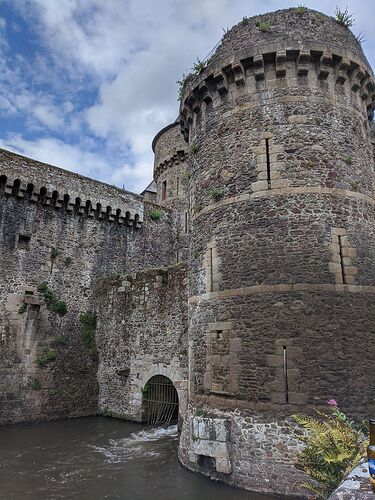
{"left": 0, "top": 149, "right": 143, "bottom": 227}
{"left": 154, "top": 149, "right": 188, "bottom": 181}
{"left": 180, "top": 46, "right": 375, "bottom": 141}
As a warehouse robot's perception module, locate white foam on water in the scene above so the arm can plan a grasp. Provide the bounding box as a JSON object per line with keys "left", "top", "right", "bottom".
{"left": 89, "top": 425, "right": 178, "bottom": 464}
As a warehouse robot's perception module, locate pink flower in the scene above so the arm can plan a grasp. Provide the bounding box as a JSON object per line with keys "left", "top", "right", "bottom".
{"left": 327, "top": 399, "right": 338, "bottom": 407}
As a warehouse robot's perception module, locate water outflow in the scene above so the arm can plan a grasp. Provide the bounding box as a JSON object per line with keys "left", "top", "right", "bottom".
{"left": 0, "top": 417, "right": 273, "bottom": 500}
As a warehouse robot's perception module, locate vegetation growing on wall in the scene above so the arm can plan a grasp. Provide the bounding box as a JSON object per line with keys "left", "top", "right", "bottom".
{"left": 80, "top": 312, "right": 99, "bottom": 361}
{"left": 31, "top": 378, "right": 41, "bottom": 390}
{"left": 36, "top": 349, "right": 57, "bottom": 368}
{"left": 208, "top": 187, "right": 225, "bottom": 200}
{"left": 292, "top": 400, "right": 367, "bottom": 498}
{"left": 80, "top": 313, "right": 97, "bottom": 347}
{"left": 149, "top": 209, "right": 162, "bottom": 220}
{"left": 334, "top": 7, "right": 355, "bottom": 28}
{"left": 38, "top": 283, "right": 67, "bottom": 316}
{"left": 18, "top": 302, "right": 27, "bottom": 314}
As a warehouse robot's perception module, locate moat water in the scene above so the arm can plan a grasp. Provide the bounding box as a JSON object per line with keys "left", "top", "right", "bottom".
{"left": 0, "top": 416, "right": 275, "bottom": 500}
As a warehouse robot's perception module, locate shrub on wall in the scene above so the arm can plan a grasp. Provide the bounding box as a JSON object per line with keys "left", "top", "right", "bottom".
{"left": 149, "top": 209, "right": 162, "bottom": 220}
{"left": 36, "top": 350, "right": 57, "bottom": 368}
{"left": 79, "top": 313, "right": 97, "bottom": 347}
{"left": 38, "top": 283, "right": 67, "bottom": 316}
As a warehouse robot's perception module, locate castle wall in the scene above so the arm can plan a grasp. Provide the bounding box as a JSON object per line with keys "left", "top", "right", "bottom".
{"left": 0, "top": 150, "right": 177, "bottom": 424}
{"left": 95, "top": 265, "right": 188, "bottom": 422}
{"left": 179, "top": 8, "right": 375, "bottom": 496}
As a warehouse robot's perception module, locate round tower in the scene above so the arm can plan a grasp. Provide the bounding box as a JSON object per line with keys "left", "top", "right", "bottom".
{"left": 153, "top": 122, "right": 190, "bottom": 262}
{"left": 178, "top": 8, "right": 375, "bottom": 495}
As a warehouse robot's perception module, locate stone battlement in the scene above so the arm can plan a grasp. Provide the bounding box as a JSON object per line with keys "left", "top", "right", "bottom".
{"left": 181, "top": 46, "right": 375, "bottom": 140}
{"left": 0, "top": 148, "right": 143, "bottom": 227}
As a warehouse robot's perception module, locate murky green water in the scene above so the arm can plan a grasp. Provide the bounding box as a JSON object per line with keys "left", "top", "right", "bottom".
{"left": 0, "top": 416, "right": 276, "bottom": 500}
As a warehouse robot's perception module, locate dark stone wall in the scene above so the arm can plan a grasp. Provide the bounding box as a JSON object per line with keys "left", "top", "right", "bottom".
{"left": 95, "top": 265, "right": 188, "bottom": 422}
{"left": 0, "top": 158, "right": 176, "bottom": 424}
{"left": 179, "top": 7, "right": 375, "bottom": 496}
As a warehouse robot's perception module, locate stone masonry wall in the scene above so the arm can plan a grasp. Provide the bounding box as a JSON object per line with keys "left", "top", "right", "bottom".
{"left": 179, "top": 7, "right": 375, "bottom": 496}
{"left": 95, "top": 265, "right": 188, "bottom": 423}
{"left": 153, "top": 123, "right": 190, "bottom": 263}
{"left": 0, "top": 151, "right": 176, "bottom": 424}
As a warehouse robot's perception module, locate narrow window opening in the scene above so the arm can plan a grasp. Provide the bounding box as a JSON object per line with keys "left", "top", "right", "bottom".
{"left": 265, "top": 138, "right": 271, "bottom": 189}
{"left": 162, "top": 181, "right": 167, "bottom": 200}
{"left": 184, "top": 212, "right": 188, "bottom": 233}
{"left": 283, "top": 346, "right": 289, "bottom": 404}
{"left": 18, "top": 234, "right": 30, "bottom": 250}
{"left": 176, "top": 177, "right": 179, "bottom": 197}
{"left": 338, "top": 235, "right": 346, "bottom": 284}
{"left": 209, "top": 248, "right": 213, "bottom": 292}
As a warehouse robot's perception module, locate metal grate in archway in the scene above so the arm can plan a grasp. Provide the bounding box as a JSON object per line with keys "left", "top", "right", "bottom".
{"left": 142, "top": 375, "right": 179, "bottom": 425}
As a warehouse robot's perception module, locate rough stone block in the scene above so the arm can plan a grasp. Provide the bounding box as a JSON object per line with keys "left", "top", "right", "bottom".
{"left": 251, "top": 180, "right": 269, "bottom": 192}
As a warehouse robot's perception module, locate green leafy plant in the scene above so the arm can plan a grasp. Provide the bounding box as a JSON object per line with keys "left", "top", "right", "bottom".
{"left": 295, "top": 4, "right": 307, "bottom": 13}
{"left": 350, "top": 181, "right": 358, "bottom": 191}
{"left": 256, "top": 21, "right": 271, "bottom": 32}
{"left": 334, "top": 6, "right": 355, "bottom": 28}
{"left": 195, "top": 408, "right": 204, "bottom": 417}
{"left": 18, "top": 302, "right": 27, "bottom": 314}
{"left": 90, "top": 346, "right": 99, "bottom": 362}
{"left": 79, "top": 312, "right": 97, "bottom": 348}
{"left": 208, "top": 186, "right": 225, "bottom": 200}
{"left": 31, "top": 378, "right": 41, "bottom": 390}
{"left": 192, "top": 58, "right": 206, "bottom": 75}
{"left": 38, "top": 283, "right": 68, "bottom": 316}
{"left": 177, "top": 75, "right": 188, "bottom": 101}
{"left": 242, "top": 16, "right": 250, "bottom": 25}
{"left": 64, "top": 257, "right": 72, "bottom": 266}
{"left": 305, "top": 161, "right": 316, "bottom": 169}
{"left": 190, "top": 142, "right": 199, "bottom": 154}
{"left": 344, "top": 155, "right": 353, "bottom": 165}
{"left": 149, "top": 209, "right": 162, "bottom": 220}
{"left": 292, "top": 400, "right": 367, "bottom": 498}
{"left": 51, "top": 247, "right": 59, "bottom": 260}
{"left": 141, "top": 384, "right": 150, "bottom": 397}
{"left": 55, "top": 335, "right": 68, "bottom": 347}
{"left": 36, "top": 349, "right": 57, "bottom": 368}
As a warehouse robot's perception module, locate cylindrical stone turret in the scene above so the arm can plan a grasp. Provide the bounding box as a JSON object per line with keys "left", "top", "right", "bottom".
{"left": 178, "top": 8, "right": 375, "bottom": 495}
{"left": 153, "top": 122, "right": 190, "bottom": 262}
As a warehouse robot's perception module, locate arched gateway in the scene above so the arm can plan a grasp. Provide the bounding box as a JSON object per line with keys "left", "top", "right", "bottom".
{"left": 142, "top": 375, "right": 179, "bottom": 425}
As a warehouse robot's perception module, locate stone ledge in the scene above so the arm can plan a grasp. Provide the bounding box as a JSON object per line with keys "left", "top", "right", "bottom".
{"left": 188, "top": 284, "right": 375, "bottom": 303}
{"left": 193, "top": 186, "right": 375, "bottom": 220}
{"left": 329, "top": 460, "right": 373, "bottom": 499}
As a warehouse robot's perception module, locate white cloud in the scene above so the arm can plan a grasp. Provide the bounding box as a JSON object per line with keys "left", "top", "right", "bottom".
{"left": 2, "top": 0, "right": 375, "bottom": 194}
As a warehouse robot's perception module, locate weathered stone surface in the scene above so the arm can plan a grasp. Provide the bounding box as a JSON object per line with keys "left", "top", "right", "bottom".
{"left": 329, "top": 460, "right": 374, "bottom": 499}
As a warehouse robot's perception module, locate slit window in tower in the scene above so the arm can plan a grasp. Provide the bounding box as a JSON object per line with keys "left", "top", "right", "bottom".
{"left": 265, "top": 138, "right": 271, "bottom": 189}
{"left": 176, "top": 177, "right": 179, "bottom": 197}
{"left": 338, "top": 235, "right": 346, "bottom": 284}
{"left": 184, "top": 212, "right": 188, "bottom": 233}
{"left": 209, "top": 248, "right": 213, "bottom": 292}
{"left": 283, "top": 346, "right": 289, "bottom": 403}
{"left": 162, "top": 181, "right": 167, "bottom": 200}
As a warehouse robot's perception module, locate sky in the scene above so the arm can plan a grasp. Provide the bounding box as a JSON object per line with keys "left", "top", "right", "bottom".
{"left": 0, "top": 1, "right": 374, "bottom": 194}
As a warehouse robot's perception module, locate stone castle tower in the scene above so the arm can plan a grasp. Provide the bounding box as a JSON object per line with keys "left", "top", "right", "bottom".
{"left": 176, "top": 7, "right": 375, "bottom": 494}
{"left": 0, "top": 8, "right": 374, "bottom": 498}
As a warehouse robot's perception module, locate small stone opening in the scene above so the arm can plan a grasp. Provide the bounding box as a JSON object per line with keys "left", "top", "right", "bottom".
{"left": 142, "top": 375, "right": 179, "bottom": 425}
{"left": 197, "top": 454, "right": 216, "bottom": 472}
{"left": 17, "top": 234, "right": 31, "bottom": 250}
